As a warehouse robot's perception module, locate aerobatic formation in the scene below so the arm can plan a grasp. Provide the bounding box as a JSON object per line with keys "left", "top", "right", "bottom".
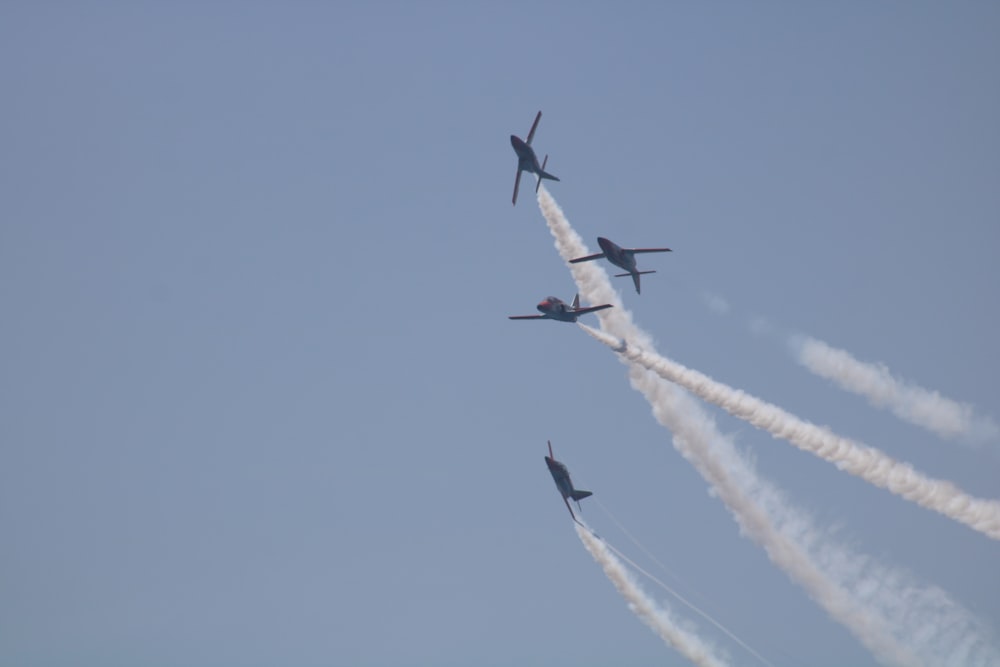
{"left": 506, "top": 112, "right": 1000, "bottom": 667}
{"left": 507, "top": 110, "right": 672, "bottom": 318}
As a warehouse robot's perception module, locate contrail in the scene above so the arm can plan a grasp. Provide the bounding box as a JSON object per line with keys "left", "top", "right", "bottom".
{"left": 535, "top": 186, "right": 999, "bottom": 667}
{"left": 575, "top": 522, "right": 732, "bottom": 667}
{"left": 792, "top": 335, "right": 999, "bottom": 445}
{"left": 580, "top": 325, "right": 1000, "bottom": 541}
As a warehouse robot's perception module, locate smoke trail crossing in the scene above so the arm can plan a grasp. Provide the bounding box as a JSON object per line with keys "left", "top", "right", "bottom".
{"left": 580, "top": 325, "right": 1000, "bottom": 541}
{"left": 575, "top": 522, "right": 732, "bottom": 667}
{"left": 536, "top": 186, "right": 1000, "bottom": 667}
{"left": 793, "top": 336, "right": 999, "bottom": 445}
{"left": 535, "top": 187, "right": 924, "bottom": 666}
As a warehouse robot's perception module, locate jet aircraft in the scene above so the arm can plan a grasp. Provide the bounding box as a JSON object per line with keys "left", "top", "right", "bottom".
{"left": 569, "top": 237, "right": 672, "bottom": 294}
{"left": 508, "top": 294, "right": 612, "bottom": 322}
{"left": 510, "top": 111, "right": 560, "bottom": 205}
{"left": 545, "top": 440, "right": 593, "bottom": 522}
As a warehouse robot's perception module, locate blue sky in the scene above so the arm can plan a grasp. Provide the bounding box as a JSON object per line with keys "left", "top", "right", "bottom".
{"left": 2, "top": 3, "right": 998, "bottom": 666}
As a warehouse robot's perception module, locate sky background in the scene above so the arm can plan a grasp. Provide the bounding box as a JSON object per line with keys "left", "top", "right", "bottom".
{"left": 2, "top": 3, "right": 999, "bottom": 666}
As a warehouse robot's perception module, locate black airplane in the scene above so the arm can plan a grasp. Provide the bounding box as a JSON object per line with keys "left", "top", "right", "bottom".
{"left": 510, "top": 111, "right": 560, "bottom": 205}
{"left": 508, "top": 294, "right": 612, "bottom": 322}
{"left": 545, "top": 440, "right": 592, "bottom": 521}
{"left": 570, "top": 237, "right": 672, "bottom": 294}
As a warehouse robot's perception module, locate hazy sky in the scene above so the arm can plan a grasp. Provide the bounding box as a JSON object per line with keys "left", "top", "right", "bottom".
{"left": 2, "top": 3, "right": 998, "bottom": 667}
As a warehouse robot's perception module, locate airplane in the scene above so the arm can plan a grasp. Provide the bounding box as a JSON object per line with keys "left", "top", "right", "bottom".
{"left": 545, "top": 440, "right": 593, "bottom": 522}
{"left": 569, "top": 237, "right": 672, "bottom": 294}
{"left": 510, "top": 110, "right": 560, "bottom": 205}
{"left": 508, "top": 294, "right": 612, "bottom": 322}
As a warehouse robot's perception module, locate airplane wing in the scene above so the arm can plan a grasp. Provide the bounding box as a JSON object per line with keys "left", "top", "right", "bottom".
{"left": 572, "top": 304, "right": 613, "bottom": 315}
{"left": 568, "top": 252, "right": 606, "bottom": 264}
{"left": 629, "top": 247, "right": 673, "bottom": 254}
{"left": 508, "top": 314, "right": 546, "bottom": 320}
{"left": 512, "top": 169, "right": 522, "bottom": 206}
{"left": 525, "top": 111, "right": 542, "bottom": 146}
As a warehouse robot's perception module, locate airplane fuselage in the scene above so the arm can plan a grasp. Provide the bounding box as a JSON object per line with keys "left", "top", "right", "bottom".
{"left": 535, "top": 297, "right": 581, "bottom": 322}
{"left": 545, "top": 456, "right": 576, "bottom": 501}
{"left": 598, "top": 236, "right": 637, "bottom": 273}
{"left": 510, "top": 135, "right": 544, "bottom": 174}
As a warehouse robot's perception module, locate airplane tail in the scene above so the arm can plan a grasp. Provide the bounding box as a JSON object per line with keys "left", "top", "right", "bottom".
{"left": 615, "top": 270, "right": 656, "bottom": 295}
{"left": 571, "top": 490, "right": 593, "bottom": 501}
{"left": 572, "top": 293, "right": 580, "bottom": 309}
{"left": 535, "top": 155, "right": 560, "bottom": 192}
{"left": 614, "top": 270, "right": 657, "bottom": 278}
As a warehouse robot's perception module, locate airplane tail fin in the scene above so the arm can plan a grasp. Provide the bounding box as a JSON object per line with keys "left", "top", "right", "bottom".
{"left": 572, "top": 293, "right": 580, "bottom": 309}
{"left": 570, "top": 490, "right": 593, "bottom": 501}
{"left": 536, "top": 155, "right": 560, "bottom": 192}
{"left": 615, "top": 270, "right": 656, "bottom": 295}
{"left": 614, "top": 270, "right": 657, "bottom": 278}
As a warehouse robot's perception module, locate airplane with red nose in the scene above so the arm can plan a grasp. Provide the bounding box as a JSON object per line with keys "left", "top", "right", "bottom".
{"left": 508, "top": 294, "right": 612, "bottom": 322}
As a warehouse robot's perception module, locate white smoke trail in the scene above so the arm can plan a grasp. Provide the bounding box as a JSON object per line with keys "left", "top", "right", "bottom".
{"left": 575, "top": 522, "right": 732, "bottom": 667}
{"left": 581, "top": 325, "right": 1000, "bottom": 541}
{"left": 536, "top": 186, "right": 1000, "bottom": 667}
{"left": 584, "top": 519, "right": 779, "bottom": 667}
{"left": 793, "top": 336, "right": 999, "bottom": 445}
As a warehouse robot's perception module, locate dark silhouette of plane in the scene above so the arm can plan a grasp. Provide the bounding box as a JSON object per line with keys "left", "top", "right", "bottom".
{"left": 570, "top": 237, "right": 672, "bottom": 294}
{"left": 508, "top": 294, "right": 612, "bottom": 322}
{"left": 545, "top": 440, "right": 592, "bottom": 522}
{"left": 510, "top": 111, "right": 560, "bottom": 205}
